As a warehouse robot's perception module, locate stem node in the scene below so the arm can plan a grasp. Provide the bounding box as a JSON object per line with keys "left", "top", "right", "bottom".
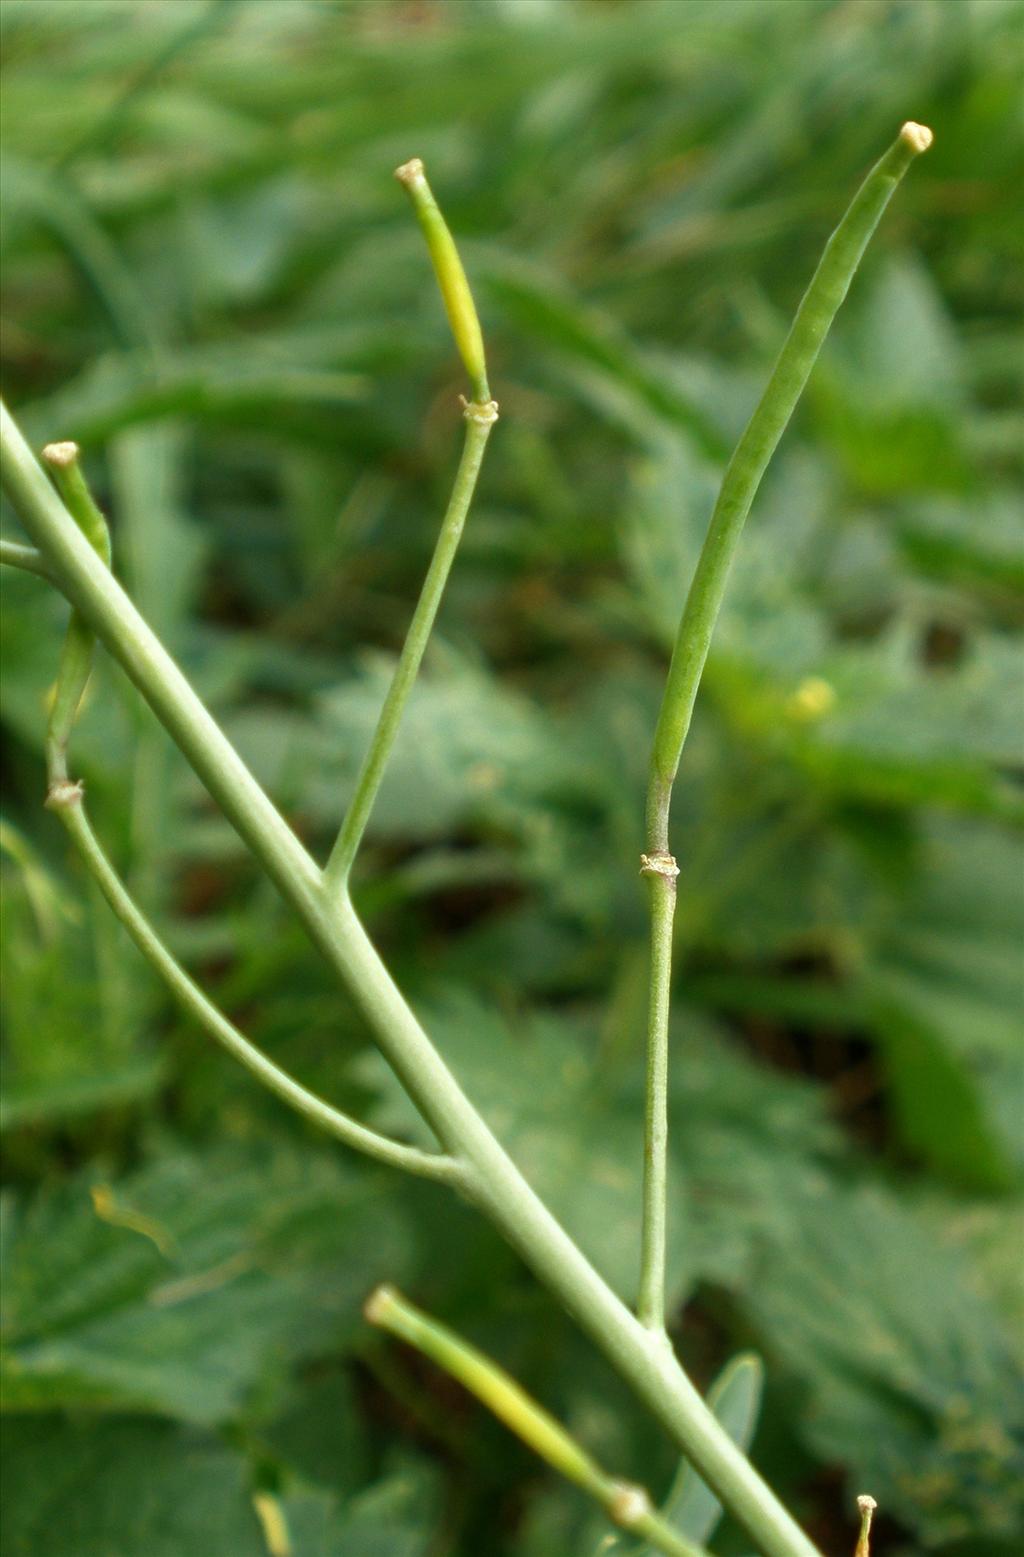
{"left": 44, "top": 778, "right": 84, "bottom": 811}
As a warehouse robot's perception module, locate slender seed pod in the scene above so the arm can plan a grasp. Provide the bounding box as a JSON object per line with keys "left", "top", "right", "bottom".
{"left": 647, "top": 122, "right": 933, "bottom": 849}
{"left": 365, "top": 1285, "right": 710, "bottom": 1557}
{"left": 395, "top": 157, "right": 491, "bottom": 404}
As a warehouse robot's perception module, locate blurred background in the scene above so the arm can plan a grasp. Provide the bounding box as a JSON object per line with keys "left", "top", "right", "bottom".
{"left": 1, "top": 2, "right": 1022, "bottom": 1554}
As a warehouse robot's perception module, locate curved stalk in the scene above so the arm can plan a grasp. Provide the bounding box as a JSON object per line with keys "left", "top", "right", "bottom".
{"left": 636, "top": 123, "right": 932, "bottom": 1337}
{"left": 47, "top": 784, "right": 463, "bottom": 1186}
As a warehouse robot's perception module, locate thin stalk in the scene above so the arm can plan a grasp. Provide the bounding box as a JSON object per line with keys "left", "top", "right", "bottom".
{"left": 638, "top": 855, "right": 679, "bottom": 1333}
{"left": 323, "top": 158, "right": 496, "bottom": 895}
{"left": 1, "top": 396, "right": 822, "bottom": 1557}
{"left": 46, "top": 784, "right": 462, "bottom": 1186}
{"left": 1, "top": 538, "right": 52, "bottom": 578}
{"left": 636, "top": 123, "right": 932, "bottom": 1333}
{"left": 323, "top": 402, "right": 497, "bottom": 895}
{"left": 366, "top": 1285, "right": 710, "bottom": 1557}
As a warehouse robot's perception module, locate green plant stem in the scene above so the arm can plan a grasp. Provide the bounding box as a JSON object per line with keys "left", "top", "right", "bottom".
{"left": 46, "top": 785, "right": 461, "bottom": 1185}
{"left": 636, "top": 123, "right": 932, "bottom": 1335}
{"left": 1, "top": 396, "right": 822, "bottom": 1557}
{"left": 366, "top": 1285, "right": 710, "bottom": 1557}
{"left": 1, "top": 538, "right": 52, "bottom": 578}
{"left": 646, "top": 122, "right": 932, "bottom": 852}
{"left": 323, "top": 404, "right": 496, "bottom": 896}
{"left": 638, "top": 857, "right": 678, "bottom": 1333}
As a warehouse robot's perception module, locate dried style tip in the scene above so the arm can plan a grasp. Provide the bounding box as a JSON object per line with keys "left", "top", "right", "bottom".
{"left": 394, "top": 156, "right": 426, "bottom": 186}
{"left": 363, "top": 1283, "right": 398, "bottom": 1325}
{"left": 855, "top": 1494, "right": 878, "bottom": 1557}
{"left": 41, "top": 440, "right": 81, "bottom": 468}
{"left": 900, "top": 121, "right": 934, "bottom": 154}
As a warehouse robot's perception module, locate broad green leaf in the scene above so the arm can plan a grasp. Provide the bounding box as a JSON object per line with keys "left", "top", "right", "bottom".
{"left": 742, "top": 1184, "right": 1024, "bottom": 1547}
{"left": 1, "top": 1143, "right": 410, "bottom": 1423}
{"left": 859, "top": 821, "right": 1024, "bottom": 1189}
{"left": 1, "top": 830, "right": 165, "bottom": 1134}
{"left": 0, "top": 1415, "right": 268, "bottom": 1557}
{"left": 280, "top": 1455, "right": 439, "bottom": 1557}
{"left": 1, "top": 1415, "right": 437, "bottom": 1557}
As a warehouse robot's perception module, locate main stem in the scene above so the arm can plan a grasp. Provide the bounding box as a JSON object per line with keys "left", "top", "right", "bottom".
{"left": 324, "top": 405, "right": 496, "bottom": 896}
{"left": 0, "top": 398, "right": 819, "bottom": 1557}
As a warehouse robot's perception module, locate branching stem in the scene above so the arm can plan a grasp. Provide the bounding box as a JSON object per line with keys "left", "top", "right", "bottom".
{"left": 0, "top": 132, "right": 933, "bottom": 1557}
{"left": 0, "top": 389, "right": 822, "bottom": 1557}
{"left": 47, "top": 785, "right": 463, "bottom": 1185}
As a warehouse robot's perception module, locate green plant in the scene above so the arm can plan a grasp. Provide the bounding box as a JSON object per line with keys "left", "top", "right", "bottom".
{"left": 0, "top": 123, "right": 934, "bottom": 1557}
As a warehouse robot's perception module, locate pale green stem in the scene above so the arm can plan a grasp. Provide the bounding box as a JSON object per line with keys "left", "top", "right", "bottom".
{"left": 45, "top": 785, "right": 462, "bottom": 1185}
{"left": 366, "top": 1285, "right": 710, "bottom": 1557}
{"left": 1, "top": 538, "right": 52, "bottom": 578}
{"left": 323, "top": 403, "right": 497, "bottom": 896}
{"left": 636, "top": 123, "right": 932, "bottom": 1334}
{"left": 1, "top": 395, "right": 822, "bottom": 1557}
{"left": 638, "top": 856, "right": 679, "bottom": 1333}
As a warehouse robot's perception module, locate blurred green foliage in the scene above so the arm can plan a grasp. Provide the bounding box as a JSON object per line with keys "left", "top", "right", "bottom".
{"left": 1, "top": 2, "right": 1022, "bottom": 1554}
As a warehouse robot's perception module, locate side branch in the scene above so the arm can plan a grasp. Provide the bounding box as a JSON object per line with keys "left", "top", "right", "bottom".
{"left": 323, "top": 399, "right": 497, "bottom": 896}
{"left": 323, "top": 158, "right": 497, "bottom": 897}
{"left": 47, "top": 783, "right": 463, "bottom": 1186}
{"left": 635, "top": 123, "right": 932, "bottom": 1340}
{"left": 1, "top": 538, "right": 53, "bottom": 579}
{"left": 366, "top": 1284, "right": 711, "bottom": 1557}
